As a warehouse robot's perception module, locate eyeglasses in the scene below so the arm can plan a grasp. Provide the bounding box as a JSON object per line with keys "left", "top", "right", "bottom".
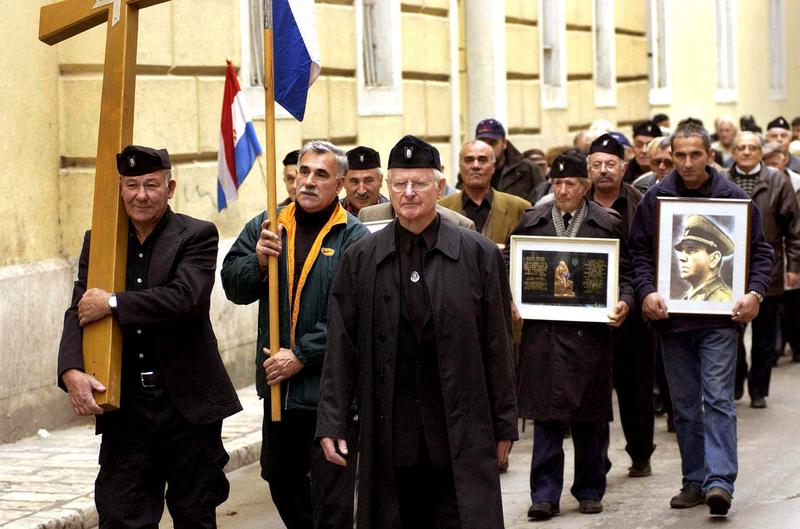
{"left": 390, "top": 180, "right": 435, "bottom": 193}
{"left": 651, "top": 158, "right": 674, "bottom": 168}
{"left": 589, "top": 161, "right": 619, "bottom": 171}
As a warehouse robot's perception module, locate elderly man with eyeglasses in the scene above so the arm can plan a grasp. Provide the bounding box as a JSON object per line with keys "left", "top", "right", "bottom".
{"left": 317, "top": 135, "right": 517, "bottom": 529}
{"left": 633, "top": 137, "right": 673, "bottom": 193}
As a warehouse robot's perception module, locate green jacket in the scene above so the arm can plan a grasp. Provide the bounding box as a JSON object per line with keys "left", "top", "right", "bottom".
{"left": 221, "top": 202, "right": 369, "bottom": 409}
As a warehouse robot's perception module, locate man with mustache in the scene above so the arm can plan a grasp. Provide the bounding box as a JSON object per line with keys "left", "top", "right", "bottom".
{"left": 439, "top": 139, "right": 531, "bottom": 247}
{"left": 222, "top": 140, "right": 369, "bottom": 529}
{"left": 587, "top": 133, "right": 657, "bottom": 479}
{"left": 341, "top": 146, "right": 388, "bottom": 215}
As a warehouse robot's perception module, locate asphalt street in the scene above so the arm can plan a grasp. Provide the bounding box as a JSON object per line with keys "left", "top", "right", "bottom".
{"left": 159, "top": 357, "right": 800, "bottom": 529}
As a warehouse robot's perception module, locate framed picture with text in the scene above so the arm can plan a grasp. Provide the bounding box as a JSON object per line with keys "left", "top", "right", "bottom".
{"left": 509, "top": 235, "right": 620, "bottom": 323}
{"left": 655, "top": 197, "right": 751, "bottom": 315}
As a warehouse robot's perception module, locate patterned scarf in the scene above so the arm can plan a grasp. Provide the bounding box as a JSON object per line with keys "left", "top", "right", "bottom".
{"left": 552, "top": 199, "right": 588, "bottom": 237}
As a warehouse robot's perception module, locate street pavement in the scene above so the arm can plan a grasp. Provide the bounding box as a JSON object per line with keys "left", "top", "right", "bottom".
{"left": 4, "top": 358, "right": 800, "bottom": 528}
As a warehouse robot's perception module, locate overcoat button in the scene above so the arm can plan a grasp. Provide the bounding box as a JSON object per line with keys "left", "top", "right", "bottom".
{"left": 577, "top": 330, "right": 584, "bottom": 337}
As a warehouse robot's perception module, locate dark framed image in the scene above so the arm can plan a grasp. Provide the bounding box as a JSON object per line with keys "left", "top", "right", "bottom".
{"left": 509, "top": 235, "right": 620, "bottom": 323}
{"left": 656, "top": 197, "right": 751, "bottom": 315}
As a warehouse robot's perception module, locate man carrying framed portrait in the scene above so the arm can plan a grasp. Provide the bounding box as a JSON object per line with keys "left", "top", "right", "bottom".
{"left": 629, "top": 122, "right": 774, "bottom": 517}
{"left": 509, "top": 151, "right": 635, "bottom": 520}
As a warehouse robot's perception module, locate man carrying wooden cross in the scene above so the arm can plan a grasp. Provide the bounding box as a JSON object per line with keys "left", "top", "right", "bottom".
{"left": 58, "top": 145, "right": 242, "bottom": 528}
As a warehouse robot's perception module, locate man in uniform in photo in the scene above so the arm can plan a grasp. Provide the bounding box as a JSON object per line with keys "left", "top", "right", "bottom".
{"left": 340, "top": 146, "right": 388, "bottom": 215}
{"left": 673, "top": 215, "right": 734, "bottom": 302}
{"left": 58, "top": 145, "right": 242, "bottom": 527}
{"left": 510, "top": 151, "right": 634, "bottom": 520}
{"left": 439, "top": 139, "right": 531, "bottom": 247}
{"left": 725, "top": 131, "right": 800, "bottom": 408}
{"left": 629, "top": 122, "right": 774, "bottom": 517}
{"left": 221, "top": 140, "right": 369, "bottom": 529}
{"left": 317, "top": 135, "right": 517, "bottom": 529}
{"left": 587, "top": 133, "right": 657, "bottom": 479}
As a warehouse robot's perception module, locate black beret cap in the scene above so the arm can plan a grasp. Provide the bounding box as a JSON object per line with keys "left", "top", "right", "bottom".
{"left": 116, "top": 145, "right": 171, "bottom": 176}
{"left": 767, "top": 116, "right": 791, "bottom": 131}
{"left": 347, "top": 146, "right": 381, "bottom": 170}
{"left": 633, "top": 120, "right": 663, "bottom": 138}
{"left": 282, "top": 149, "right": 300, "bottom": 166}
{"left": 388, "top": 135, "right": 442, "bottom": 171}
{"left": 550, "top": 152, "right": 588, "bottom": 179}
{"left": 589, "top": 133, "right": 625, "bottom": 159}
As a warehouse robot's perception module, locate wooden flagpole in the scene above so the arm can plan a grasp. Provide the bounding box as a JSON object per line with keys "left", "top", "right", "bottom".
{"left": 263, "top": 0, "right": 281, "bottom": 422}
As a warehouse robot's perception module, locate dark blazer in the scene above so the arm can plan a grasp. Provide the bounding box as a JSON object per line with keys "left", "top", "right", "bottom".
{"left": 58, "top": 208, "right": 242, "bottom": 426}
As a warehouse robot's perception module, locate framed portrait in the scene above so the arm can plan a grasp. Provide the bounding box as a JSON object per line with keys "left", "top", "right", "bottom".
{"left": 362, "top": 219, "right": 392, "bottom": 233}
{"left": 509, "top": 235, "right": 620, "bottom": 323}
{"left": 656, "top": 197, "right": 751, "bottom": 315}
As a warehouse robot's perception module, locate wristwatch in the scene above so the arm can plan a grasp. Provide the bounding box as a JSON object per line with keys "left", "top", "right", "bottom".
{"left": 747, "top": 290, "right": 764, "bottom": 304}
{"left": 108, "top": 293, "right": 118, "bottom": 312}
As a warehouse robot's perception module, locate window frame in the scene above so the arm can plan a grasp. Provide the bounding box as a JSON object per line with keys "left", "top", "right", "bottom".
{"left": 647, "top": 0, "right": 672, "bottom": 106}
{"left": 539, "top": 0, "right": 567, "bottom": 109}
{"left": 592, "top": 0, "right": 617, "bottom": 108}
{"left": 355, "top": 0, "right": 404, "bottom": 116}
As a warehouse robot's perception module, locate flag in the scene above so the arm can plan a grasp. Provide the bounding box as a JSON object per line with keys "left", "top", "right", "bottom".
{"left": 217, "top": 60, "right": 263, "bottom": 211}
{"left": 273, "top": 0, "right": 321, "bottom": 121}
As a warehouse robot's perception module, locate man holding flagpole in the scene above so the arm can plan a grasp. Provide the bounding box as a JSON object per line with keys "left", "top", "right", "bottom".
{"left": 222, "top": 140, "right": 368, "bottom": 529}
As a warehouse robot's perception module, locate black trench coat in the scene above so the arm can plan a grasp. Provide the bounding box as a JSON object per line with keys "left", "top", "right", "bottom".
{"left": 316, "top": 216, "right": 518, "bottom": 529}
{"left": 511, "top": 200, "right": 635, "bottom": 422}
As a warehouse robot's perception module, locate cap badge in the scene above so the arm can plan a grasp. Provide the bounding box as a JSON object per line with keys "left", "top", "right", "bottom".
{"left": 647, "top": 125, "right": 652, "bottom": 133}
{"left": 602, "top": 139, "right": 608, "bottom": 146}
{"left": 559, "top": 162, "right": 564, "bottom": 172}
{"left": 405, "top": 147, "right": 413, "bottom": 159}
{"left": 128, "top": 156, "right": 136, "bottom": 168}
{"left": 359, "top": 154, "right": 365, "bottom": 163}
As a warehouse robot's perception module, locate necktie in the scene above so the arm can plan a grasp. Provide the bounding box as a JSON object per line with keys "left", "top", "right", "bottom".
{"left": 563, "top": 213, "right": 572, "bottom": 230}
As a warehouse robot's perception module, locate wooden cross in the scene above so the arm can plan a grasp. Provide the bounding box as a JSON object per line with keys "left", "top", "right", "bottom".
{"left": 40, "top": 0, "right": 171, "bottom": 410}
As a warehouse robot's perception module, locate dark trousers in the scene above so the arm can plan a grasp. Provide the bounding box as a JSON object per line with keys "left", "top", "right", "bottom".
{"left": 395, "top": 439, "right": 460, "bottom": 529}
{"left": 782, "top": 289, "right": 800, "bottom": 358}
{"left": 530, "top": 421, "right": 608, "bottom": 505}
{"left": 747, "top": 296, "right": 781, "bottom": 399}
{"left": 260, "top": 405, "right": 358, "bottom": 529}
{"left": 95, "top": 386, "right": 230, "bottom": 529}
{"left": 612, "top": 318, "right": 656, "bottom": 463}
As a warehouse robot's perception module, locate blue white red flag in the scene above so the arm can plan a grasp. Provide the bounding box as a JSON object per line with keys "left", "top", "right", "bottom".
{"left": 273, "top": 0, "right": 321, "bottom": 121}
{"left": 217, "top": 60, "right": 263, "bottom": 211}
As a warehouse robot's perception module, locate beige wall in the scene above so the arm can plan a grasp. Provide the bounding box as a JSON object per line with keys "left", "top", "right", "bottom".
{"left": 0, "top": 1, "right": 62, "bottom": 267}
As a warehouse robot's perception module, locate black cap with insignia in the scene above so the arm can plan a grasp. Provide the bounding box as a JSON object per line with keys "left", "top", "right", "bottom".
{"left": 767, "top": 116, "right": 791, "bottom": 131}
{"left": 550, "top": 151, "right": 588, "bottom": 179}
{"left": 589, "top": 133, "right": 625, "bottom": 159}
{"left": 347, "top": 146, "right": 381, "bottom": 170}
{"left": 633, "top": 120, "right": 663, "bottom": 138}
{"left": 282, "top": 149, "right": 300, "bottom": 166}
{"left": 116, "top": 145, "right": 171, "bottom": 176}
{"left": 388, "top": 135, "right": 442, "bottom": 171}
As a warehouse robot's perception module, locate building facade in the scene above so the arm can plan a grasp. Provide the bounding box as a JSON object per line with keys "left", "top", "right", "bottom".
{"left": 1, "top": 0, "right": 798, "bottom": 440}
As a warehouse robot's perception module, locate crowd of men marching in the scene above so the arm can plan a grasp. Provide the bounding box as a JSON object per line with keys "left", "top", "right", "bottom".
{"left": 56, "top": 112, "right": 800, "bottom": 528}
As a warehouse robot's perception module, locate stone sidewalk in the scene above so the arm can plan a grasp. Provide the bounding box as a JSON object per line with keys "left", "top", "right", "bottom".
{"left": 0, "top": 385, "right": 263, "bottom": 529}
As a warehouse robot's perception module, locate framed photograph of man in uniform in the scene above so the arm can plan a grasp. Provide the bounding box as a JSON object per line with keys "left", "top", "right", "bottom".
{"left": 655, "top": 197, "right": 751, "bottom": 315}
{"left": 509, "top": 236, "right": 620, "bottom": 323}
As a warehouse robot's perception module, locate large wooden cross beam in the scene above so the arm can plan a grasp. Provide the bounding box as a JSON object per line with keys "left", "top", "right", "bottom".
{"left": 40, "top": 0, "right": 171, "bottom": 410}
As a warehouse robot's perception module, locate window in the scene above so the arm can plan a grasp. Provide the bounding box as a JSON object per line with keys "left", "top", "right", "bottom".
{"left": 715, "top": 0, "right": 737, "bottom": 103}
{"left": 769, "top": 0, "right": 786, "bottom": 100}
{"left": 240, "top": 0, "right": 291, "bottom": 119}
{"left": 355, "top": 0, "right": 403, "bottom": 115}
{"left": 593, "top": 0, "right": 616, "bottom": 107}
{"left": 539, "top": 0, "right": 567, "bottom": 108}
{"left": 647, "top": 0, "right": 671, "bottom": 105}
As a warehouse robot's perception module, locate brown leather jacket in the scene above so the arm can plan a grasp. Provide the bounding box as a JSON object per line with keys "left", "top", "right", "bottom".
{"left": 724, "top": 164, "right": 800, "bottom": 296}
